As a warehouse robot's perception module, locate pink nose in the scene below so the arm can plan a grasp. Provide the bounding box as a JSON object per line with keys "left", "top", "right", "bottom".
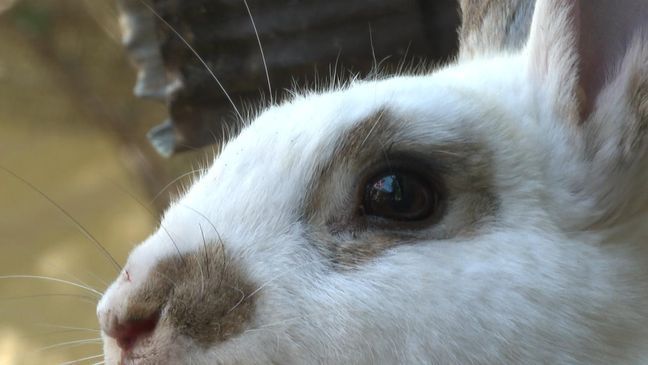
{"left": 107, "top": 314, "right": 159, "bottom": 352}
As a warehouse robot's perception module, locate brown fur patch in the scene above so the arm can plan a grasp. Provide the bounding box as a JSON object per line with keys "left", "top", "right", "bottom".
{"left": 302, "top": 109, "right": 498, "bottom": 269}
{"left": 628, "top": 63, "right": 648, "bottom": 151}
{"left": 303, "top": 108, "right": 395, "bottom": 218}
{"left": 127, "top": 244, "right": 255, "bottom": 347}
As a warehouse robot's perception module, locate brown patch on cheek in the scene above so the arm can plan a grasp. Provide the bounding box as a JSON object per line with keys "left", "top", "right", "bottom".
{"left": 307, "top": 229, "right": 417, "bottom": 269}
{"left": 629, "top": 72, "right": 648, "bottom": 148}
{"left": 127, "top": 244, "right": 255, "bottom": 347}
{"left": 304, "top": 108, "right": 396, "bottom": 218}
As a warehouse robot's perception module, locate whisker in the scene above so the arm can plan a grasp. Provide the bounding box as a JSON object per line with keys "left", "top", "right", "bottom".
{"left": 37, "top": 338, "right": 103, "bottom": 352}
{"left": 432, "top": 149, "right": 462, "bottom": 157}
{"left": 237, "top": 257, "right": 331, "bottom": 312}
{"left": 194, "top": 246, "right": 206, "bottom": 297}
{"left": 225, "top": 285, "right": 246, "bottom": 314}
{"left": 41, "top": 261, "right": 107, "bottom": 295}
{"left": 0, "top": 275, "right": 103, "bottom": 297}
{"left": 374, "top": 138, "right": 395, "bottom": 176}
{"left": 358, "top": 108, "right": 386, "bottom": 149}
{"left": 396, "top": 41, "right": 413, "bottom": 76}
{"left": 150, "top": 169, "right": 204, "bottom": 204}
{"left": 0, "top": 165, "right": 122, "bottom": 272}
{"left": 0, "top": 293, "right": 98, "bottom": 304}
{"left": 17, "top": 329, "right": 98, "bottom": 343}
{"left": 151, "top": 268, "right": 179, "bottom": 287}
{"left": 35, "top": 323, "right": 100, "bottom": 333}
{"left": 138, "top": 0, "right": 245, "bottom": 123}
{"left": 368, "top": 23, "right": 377, "bottom": 77}
{"left": 329, "top": 49, "right": 342, "bottom": 90}
{"left": 178, "top": 204, "right": 225, "bottom": 244}
{"left": 109, "top": 181, "right": 187, "bottom": 264}
{"left": 180, "top": 204, "right": 231, "bottom": 286}
{"left": 244, "top": 316, "right": 305, "bottom": 334}
{"left": 78, "top": 268, "right": 111, "bottom": 290}
{"left": 59, "top": 353, "right": 104, "bottom": 365}
{"left": 198, "top": 224, "right": 210, "bottom": 278}
{"left": 243, "top": 0, "right": 272, "bottom": 103}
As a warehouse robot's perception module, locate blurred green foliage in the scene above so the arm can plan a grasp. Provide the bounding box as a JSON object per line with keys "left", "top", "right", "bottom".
{"left": 11, "top": 2, "right": 51, "bottom": 36}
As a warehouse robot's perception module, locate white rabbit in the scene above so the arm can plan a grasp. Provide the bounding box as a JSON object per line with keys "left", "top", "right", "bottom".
{"left": 97, "top": 0, "right": 648, "bottom": 363}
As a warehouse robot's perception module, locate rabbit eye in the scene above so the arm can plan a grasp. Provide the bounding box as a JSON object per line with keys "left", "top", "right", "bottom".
{"left": 362, "top": 171, "right": 438, "bottom": 221}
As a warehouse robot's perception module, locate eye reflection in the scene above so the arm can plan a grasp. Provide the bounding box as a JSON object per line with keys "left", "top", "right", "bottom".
{"left": 372, "top": 175, "right": 402, "bottom": 199}
{"left": 363, "top": 171, "right": 437, "bottom": 221}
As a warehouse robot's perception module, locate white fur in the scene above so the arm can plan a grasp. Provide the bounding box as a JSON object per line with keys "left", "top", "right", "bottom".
{"left": 98, "top": 0, "right": 648, "bottom": 363}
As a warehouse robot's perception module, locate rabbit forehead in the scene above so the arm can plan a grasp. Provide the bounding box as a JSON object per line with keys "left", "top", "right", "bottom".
{"left": 122, "top": 63, "right": 532, "bottom": 287}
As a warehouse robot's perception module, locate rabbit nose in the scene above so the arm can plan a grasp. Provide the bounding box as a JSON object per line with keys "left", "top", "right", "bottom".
{"left": 106, "top": 313, "right": 160, "bottom": 352}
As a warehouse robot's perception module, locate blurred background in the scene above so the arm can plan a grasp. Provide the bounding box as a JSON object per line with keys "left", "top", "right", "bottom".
{"left": 0, "top": 1, "right": 200, "bottom": 364}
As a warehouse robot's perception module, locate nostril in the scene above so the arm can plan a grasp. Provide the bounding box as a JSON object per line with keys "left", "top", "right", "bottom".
{"left": 108, "top": 313, "right": 160, "bottom": 352}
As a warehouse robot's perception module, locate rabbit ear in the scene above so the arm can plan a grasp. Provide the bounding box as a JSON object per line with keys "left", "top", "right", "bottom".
{"left": 527, "top": 0, "right": 648, "bottom": 122}
{"left": 458, "top": 0, "right": 536, "bottom": 60}
{"left": 527, "top": 0, "right": 648, "bottom": 228}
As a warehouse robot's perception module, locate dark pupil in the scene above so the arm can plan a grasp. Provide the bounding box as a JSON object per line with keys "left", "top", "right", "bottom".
{"left": 364, "top": 173, "right": 432, "bottom": 221}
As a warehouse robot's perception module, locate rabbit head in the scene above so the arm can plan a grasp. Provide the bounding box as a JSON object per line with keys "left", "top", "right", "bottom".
{"left": 97, "top": 0, "right": 648, "bottom": 363}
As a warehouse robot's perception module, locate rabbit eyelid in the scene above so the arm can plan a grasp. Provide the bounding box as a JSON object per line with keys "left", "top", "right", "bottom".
{"left": 301, "top": 109, "right": 499, "bottom": 269}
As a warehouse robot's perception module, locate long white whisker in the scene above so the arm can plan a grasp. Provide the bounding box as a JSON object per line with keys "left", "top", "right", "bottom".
{"left": 244, "top": 316, "right": 305, "bottom": 334}
{"left": 59, "top": 353, "right": 104, "bottom": 365}
{"left": 0, "top": 293, "right": 97, "bottom": 305}
{"left": 396, "top": 41, "right": 412, "bottom": 75}
{"left": 35, "top": 323, "right": 101, "bottom": 333}
{"left": 178, "top": 204, "right": 225, "bottom": 245}
{"left": 138, "top": 1, "right": 244, "bottom": 123}
{"left": 359, "top": 108, "right": 386, "bottom": 149}
{"left": 108, "top": 181, "right": 186, "bottom": 261}
{"left": 0, "top": 166, "right": 122, "bottom": 272}
{"left": 225, "top": 285, "right": 246, "bottom": 314}
{"left": 243, "top": 0, "right": 272, "bottom": 103}
{"left": 368, "top": 23, "right": 377, "bottom": 76}
{"left": 18, "top": 329, "right": 98, "bottom": 343}
{"left": 0, "top": 275, "right": 103, "bottom": 297}
{"left": 150, "top": 168, "right": 204, "bottom": 203}
{"left": 41, "top": 261, "right": 106, "bottom": 295}
{"left": 244, "top": 258, "right": 330, "bottom": 303}
{"left": 330, "top": 49, "right": 342, "bottom": 90}
{"left": 37, "top": 338, "right": 103, "bottom": 352}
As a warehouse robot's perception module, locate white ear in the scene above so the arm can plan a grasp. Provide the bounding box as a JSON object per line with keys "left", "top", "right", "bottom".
{"left": 527, "top": 0, "right": 648, "bottom": 228}
{"left": 576, "top": 1, "right": 648, "bottom": 117}
{"left": 527, "top": 0, "right": 648, "bottom": 121}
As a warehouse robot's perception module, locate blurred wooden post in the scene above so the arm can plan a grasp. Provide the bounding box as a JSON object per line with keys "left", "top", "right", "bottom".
{"left": 116, "top": 0, "right": 461, "bottom": 157}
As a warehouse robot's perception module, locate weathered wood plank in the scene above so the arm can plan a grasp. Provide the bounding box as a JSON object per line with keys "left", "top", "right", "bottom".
{"left": 118, "top": 0, "right": 460, "bottom": 156}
